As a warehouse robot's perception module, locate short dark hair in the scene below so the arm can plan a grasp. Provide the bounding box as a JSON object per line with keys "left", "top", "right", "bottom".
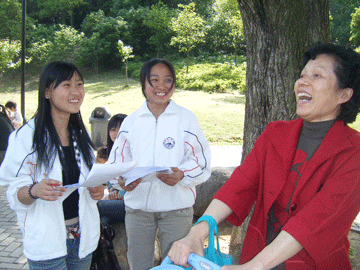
{"left": 303, "top": 43, "right": 360, "bottom": 124}
{"left": 96, "top": 146, "right": 108, "bottom": 162}
{"left": 139, "top": 59, "right": 176, "bottom": 99}
{"left": 5, "top": 100, "right": 17, "bottom": 109}
{"left": 106, "top": 113, "right": 127, "bottom": 157}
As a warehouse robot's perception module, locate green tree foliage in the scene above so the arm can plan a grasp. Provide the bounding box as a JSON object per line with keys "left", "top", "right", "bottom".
{"left": 350, "top": 7, "right": 360, "bottom": 46}
{"left": 111, "top": 0, "right": 213, "bottom": 14}
{"left": 0, "top": 39, "right": 30, "bottom": 75}
{"left": 114, "top": 7, "right": 153, "bottom": 58}
{"left": 80, "top": 10, "right": 126, "bottom": 70}
{"left": 36, "top": 0, "right": 84, "bottom": 26}
{"left": 143, "top": 2, "right": 175, "bottom": 58}
{"left": 330, "top": 0, "right": 360, "bottom": 45}
{"left": 170, "top": 3, "right": 207, "bottom": 73}
{"left": 0, "top": 0, "right": 22, "bottom": 40}
{"left": 52, "top": 25, "right": 84, "bottom": 61}
{"left": 204, "top": 0, "right": 245, "bottom": 62}
{"left": 27, "top": 24, "right": 83, "bottom": 67}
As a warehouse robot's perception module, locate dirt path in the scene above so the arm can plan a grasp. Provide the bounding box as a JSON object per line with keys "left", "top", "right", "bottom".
{"left": 216, "top": 221, "right": 360, "bottom": 269}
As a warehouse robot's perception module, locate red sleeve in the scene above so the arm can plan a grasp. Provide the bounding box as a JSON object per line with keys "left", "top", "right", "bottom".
{"left": 213, "top": 130, "right": 267, "bottom": 226}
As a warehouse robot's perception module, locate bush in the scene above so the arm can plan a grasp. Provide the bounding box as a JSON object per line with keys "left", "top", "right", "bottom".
{"left": 0, "top": 39, "right": 23, "bottom": 75}
{"left": 176, "top": 62, "right": 246, "bottom": 93}
{"left": 27, "top": 24, "right": 83, "bottom": 67}
{"left": 126, "top": 61, "right": 144, "bottom": 80}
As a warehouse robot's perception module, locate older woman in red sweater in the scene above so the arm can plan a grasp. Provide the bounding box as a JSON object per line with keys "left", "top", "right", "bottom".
{"left": 168, "top": 43, "right": 360, "bottom": 270}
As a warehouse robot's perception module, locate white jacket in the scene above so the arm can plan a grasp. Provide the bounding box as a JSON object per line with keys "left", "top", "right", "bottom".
{"left": 108, "top": 100, "right": 211, "bottom": 212}
{"left": 0, "top": 119, "right": 100, "bottom": 261}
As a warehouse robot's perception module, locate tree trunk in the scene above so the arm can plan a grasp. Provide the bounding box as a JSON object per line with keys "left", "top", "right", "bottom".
{"left": 230, "top": 0, "right": 330, "bottom": 261}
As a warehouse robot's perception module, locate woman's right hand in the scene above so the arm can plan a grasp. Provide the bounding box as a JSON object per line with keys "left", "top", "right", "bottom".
{"left": 167, "top": 224, "right": 207, "bottom": 268}
{"left": 108, "top": 190, "right": 120, "bottom": 200}
{"left": 32, "top": 179, "right": 66, "bottom": 201}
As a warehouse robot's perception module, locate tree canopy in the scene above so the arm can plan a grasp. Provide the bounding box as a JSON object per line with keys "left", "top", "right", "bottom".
{"left": 170, "top": 3, "right": 207, "bottom": 72}
{"left": 0, "top": 0, "right": 358, "bottom": 77}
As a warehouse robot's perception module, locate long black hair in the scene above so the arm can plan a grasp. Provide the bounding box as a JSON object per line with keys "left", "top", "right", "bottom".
{"left": 33, "top": 61, "right": 95, "bottom": 172}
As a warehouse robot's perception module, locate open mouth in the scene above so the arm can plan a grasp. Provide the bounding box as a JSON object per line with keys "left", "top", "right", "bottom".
{"left": 155, "top": 92, "right": 166, "bottom": 97}
{"left": 298, "top": 92, "right": 312, "bottom": 101}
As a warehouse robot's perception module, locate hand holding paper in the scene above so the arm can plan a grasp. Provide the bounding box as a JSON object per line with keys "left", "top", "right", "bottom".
{"left": 121, "top": 166, "right": 170, "bottom": 186}
{"left": 59, "top": 161, "right": 136, "bottom": 202}
{"left": 59, "top": 163, "right": 170, "bottom": 201}
{"left": 157, "top": 167, "right": 183, "bottom": 186}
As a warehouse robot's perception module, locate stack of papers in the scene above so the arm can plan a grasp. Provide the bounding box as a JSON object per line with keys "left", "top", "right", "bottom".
{"left": 59, "top": 164, "right": 170, "bottom": 202}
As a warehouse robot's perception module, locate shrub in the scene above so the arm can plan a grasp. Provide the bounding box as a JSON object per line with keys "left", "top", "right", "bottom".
{"left": 126, "top": 61, "right": 144, "bottom": 80}
{"left": 0, "top": 39, "right": 23, "bottom": 75}
{"left": 27, "top": 24, "right": 83, "bottom": 67}
{"left": 176, "top": 62, "right": 246, "bottom": 93}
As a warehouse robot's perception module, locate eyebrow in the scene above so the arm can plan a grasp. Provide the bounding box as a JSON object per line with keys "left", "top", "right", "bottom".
{"left": 303, "top": 65, "right": 328, "bottom": 73}
{"left": 314, "top": 65, "right": 328, "bottom": 70}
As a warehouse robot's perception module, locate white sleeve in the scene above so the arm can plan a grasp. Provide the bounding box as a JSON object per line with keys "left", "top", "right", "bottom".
{"left": 0, "top": 129, "right": 36, "bottom": 211}
{"left": 108, "top": 127, "right": 133, "bottom": 165}
{"left": 178, "top": 116, "right": 211, "bottom": 188}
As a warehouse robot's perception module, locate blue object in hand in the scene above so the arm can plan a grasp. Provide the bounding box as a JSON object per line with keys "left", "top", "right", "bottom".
{"left": 153, "top": 253, "right": 221, "bottom": 270}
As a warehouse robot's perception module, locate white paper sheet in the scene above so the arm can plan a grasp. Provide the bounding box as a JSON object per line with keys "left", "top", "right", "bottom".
{"left": 58, "top": 161, "right": 136, "bottom": 202}
{"left": 59, "top": 185, "right": 79, "bottom": 203}
{"left": 122, "top": 166, "right": 170, "bottom": 186}
{"left": 81, "top": 161, "right": 136, "bottom": 188}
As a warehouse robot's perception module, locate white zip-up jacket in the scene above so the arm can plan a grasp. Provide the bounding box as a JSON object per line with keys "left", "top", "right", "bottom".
{"left": 108, "top": 100, "right": 211, "bottom": 212}
{"left": 0, "top": 119, "right": 100, "bottom": 261}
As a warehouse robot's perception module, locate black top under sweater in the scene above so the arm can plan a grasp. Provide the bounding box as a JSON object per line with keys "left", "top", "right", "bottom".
{"left": 62, "top": 145, "right": 80, "bottom": 221}
{"left": 266, "top": 119, "right": 335, "bottom": 270}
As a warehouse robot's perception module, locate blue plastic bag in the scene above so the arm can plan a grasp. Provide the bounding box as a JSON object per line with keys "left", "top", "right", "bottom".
{"left": 194, "top": 215, "right": 233, "bottom": 267}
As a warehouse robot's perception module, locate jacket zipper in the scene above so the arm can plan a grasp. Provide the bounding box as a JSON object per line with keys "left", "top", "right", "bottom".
{"left": 144, "top": 118, "right": 158, "bottom": 211}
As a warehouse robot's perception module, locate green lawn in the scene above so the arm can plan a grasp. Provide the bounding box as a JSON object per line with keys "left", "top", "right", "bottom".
{"left": 1, "top": 70, "right": 360, "bottom": 145}
{"left": 0, "top": 71, "right": 245, "bottom": 145}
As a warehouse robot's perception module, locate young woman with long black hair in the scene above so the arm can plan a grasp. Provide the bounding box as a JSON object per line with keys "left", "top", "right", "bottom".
{"left": 0, "top": 61, "right": 104, "bottom": 270}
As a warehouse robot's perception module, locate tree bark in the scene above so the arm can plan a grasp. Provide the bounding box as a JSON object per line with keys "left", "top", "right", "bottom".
{"left": 230, "top": 0, "right": 330, "bottom": 260}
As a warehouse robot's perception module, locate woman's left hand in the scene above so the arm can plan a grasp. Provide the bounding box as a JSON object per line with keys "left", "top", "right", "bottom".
{"left": 157, "top": 167, "right": 184, "bottom": 186}
{"left": 88, "top": 185, "right": 104, "bottom": 200}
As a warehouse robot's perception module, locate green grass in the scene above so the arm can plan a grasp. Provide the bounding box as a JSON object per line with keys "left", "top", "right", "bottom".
{"left": 2, "top": 70, "right": 360, "bottom": 146}
{"left": 0, "top": 70, "right": 245, "bottom": 145}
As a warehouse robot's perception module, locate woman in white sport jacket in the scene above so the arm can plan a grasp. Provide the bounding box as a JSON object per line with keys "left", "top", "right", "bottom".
{"left": 0, "top": 61, "right": 104, "bottom": 270}
{"left": 108, "top": 59, "right": 211, "bottom": 270}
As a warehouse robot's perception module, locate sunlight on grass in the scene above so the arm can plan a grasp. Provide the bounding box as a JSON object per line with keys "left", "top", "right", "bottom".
{"left": 2, "top": 71, "right": 360, "bottom": 146}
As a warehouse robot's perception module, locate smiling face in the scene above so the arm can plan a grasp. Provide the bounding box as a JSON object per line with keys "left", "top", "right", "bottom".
{"left": 294, "top": 54, "right": 353, "bottom": 122}
{"left": 144, "top": 63, "right": 175, "bottom": 116}
{"left": 46, "top": 72, "right": 85, "bottom": 120}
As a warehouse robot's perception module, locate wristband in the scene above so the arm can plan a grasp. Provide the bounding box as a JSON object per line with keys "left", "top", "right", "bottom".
{"left": 28, "top": 183, "right": 39, "bottom": 200}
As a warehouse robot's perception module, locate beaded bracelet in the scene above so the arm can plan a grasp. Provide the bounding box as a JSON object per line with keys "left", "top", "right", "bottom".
{"left": 28, "top": 183, "right": 39, "bottom": 200}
